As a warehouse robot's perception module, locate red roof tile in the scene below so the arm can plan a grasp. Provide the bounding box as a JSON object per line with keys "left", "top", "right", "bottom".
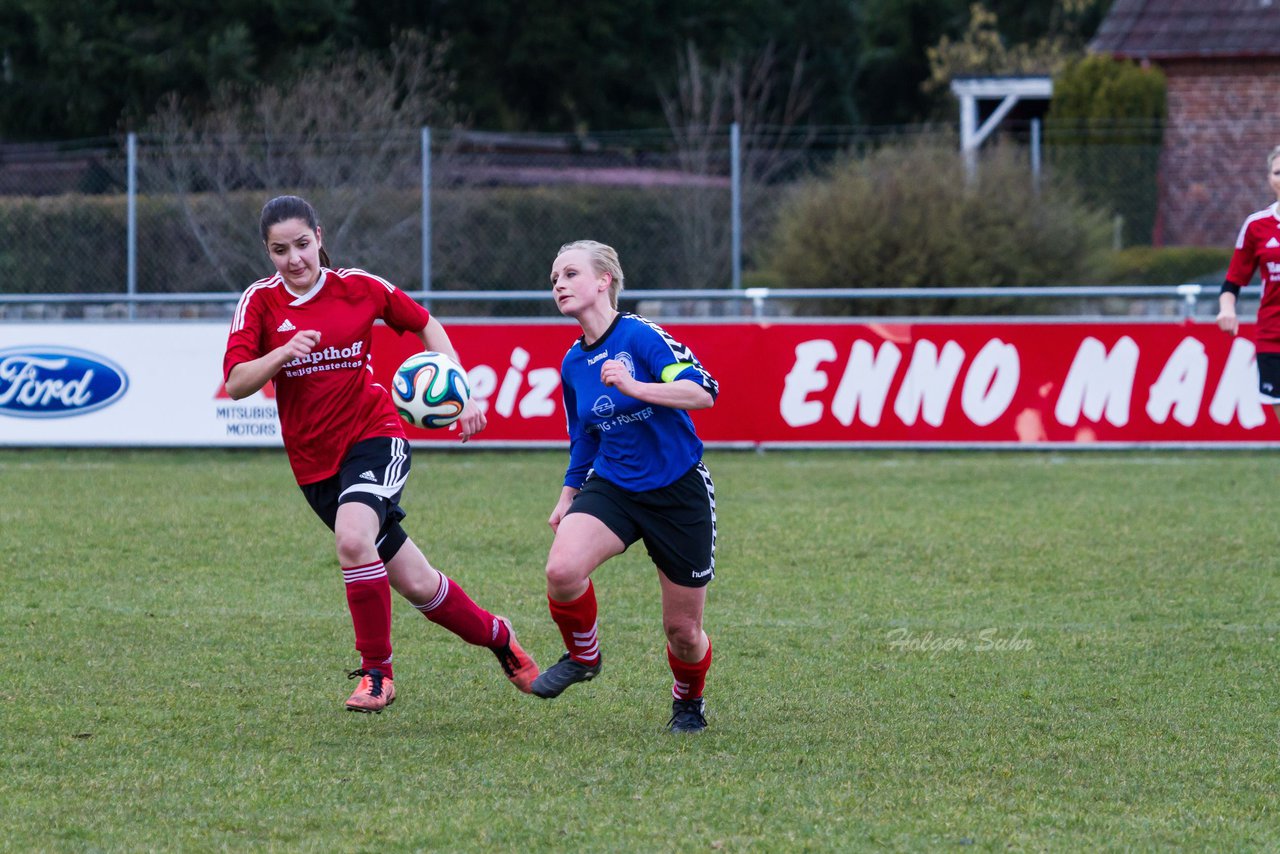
{"left": 1090, "top": 0, "right": 1280, "bottom": 59}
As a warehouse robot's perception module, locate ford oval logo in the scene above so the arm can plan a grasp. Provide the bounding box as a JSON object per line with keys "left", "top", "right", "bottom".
{"left": 0, "top": 346, "right": 129, "bottom": 418}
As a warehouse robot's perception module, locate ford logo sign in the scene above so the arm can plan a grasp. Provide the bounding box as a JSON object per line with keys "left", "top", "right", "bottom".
{"left": 0, "top": 346, "right": 129, "bottom": 418}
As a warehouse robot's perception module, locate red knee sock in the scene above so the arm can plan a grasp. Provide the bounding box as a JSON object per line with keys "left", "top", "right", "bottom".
{"left": 343, "top": 561, "right": 393, "bottom": 679}
{"left": 548, "top": 581, "right": 600, "bottom": 665}
{"left": 414, "top": 574, "right": 508, "bottom": 648}
{"left": 668, "top": 639, "right": 712, "bottom": 700}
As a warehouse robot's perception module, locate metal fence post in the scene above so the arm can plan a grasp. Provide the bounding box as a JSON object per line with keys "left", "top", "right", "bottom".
{"left": 127, "top": 132, "right": 137, "bottom": 320}
{"left": 1176, "top": 283, "right": 1201, "bottom": 319}
{"left": 1030, "top": 118, "right": 1042, "bottom": 193}
{"left": 730, "top": 122, "right": 742, "bottom": 290}
{"left": 959, "top": 95, "right": 978, "bottom": 181}
{"left": 421, "top": 126, "right": 432, "bottom": 310}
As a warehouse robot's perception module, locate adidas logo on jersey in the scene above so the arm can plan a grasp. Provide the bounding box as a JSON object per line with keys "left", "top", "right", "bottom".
{"left": 359, "top": 470, "right": 377, "bottom": 482}
{"left": 1268, "top": 237, "right": 1280, "bottom": 249}
{"left": 277, "top": 318, "right": 297, "bottom": 332}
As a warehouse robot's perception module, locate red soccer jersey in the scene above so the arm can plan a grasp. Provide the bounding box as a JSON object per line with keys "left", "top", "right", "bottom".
{"left": 223, "top": 267, "right": 431, "bottom": 484}
{"left": 1227, "top": 203, "right": 1280, "bottom": 354}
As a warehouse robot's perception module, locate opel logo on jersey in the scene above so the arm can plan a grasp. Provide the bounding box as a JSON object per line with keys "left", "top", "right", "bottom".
{"left": 592, "top": 395, "right": 615, "bottom": 418}
{"left": 0, "top": 346, "right": 129, "bottom": 418}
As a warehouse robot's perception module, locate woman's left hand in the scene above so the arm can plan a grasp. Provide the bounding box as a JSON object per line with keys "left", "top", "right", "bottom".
{"left": 457, "top": 397, "right": 487, "bottom": 442}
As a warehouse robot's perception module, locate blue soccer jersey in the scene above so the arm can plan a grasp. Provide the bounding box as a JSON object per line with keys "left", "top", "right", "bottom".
{"left": 561, "top": 313, "right": 719, "bottom": 492}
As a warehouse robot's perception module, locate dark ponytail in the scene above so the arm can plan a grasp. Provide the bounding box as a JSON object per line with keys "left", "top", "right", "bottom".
{"left": 259, "top": 195, "right": 332, "bottom": 268}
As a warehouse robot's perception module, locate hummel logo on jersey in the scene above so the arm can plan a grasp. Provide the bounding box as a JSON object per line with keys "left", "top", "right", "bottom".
{"left": 1268, "top": 237, "right": 1280, "bottom": 249}
{"left": 359, "top": 470, "right": 377, "bottom": 482}
{"left": 277, "top": 318, "right": 297, "bottom": 333}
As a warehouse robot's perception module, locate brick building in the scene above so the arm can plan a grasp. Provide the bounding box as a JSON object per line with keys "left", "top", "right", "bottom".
{"left": 1090, "top": 0, "right": 1280, "bottom": 246}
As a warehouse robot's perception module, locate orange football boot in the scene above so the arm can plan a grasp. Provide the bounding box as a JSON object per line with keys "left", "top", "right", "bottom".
{"left": 345, "top": 668, "right": 396, "bottom": 713}
{"left": 491, "top": 616, "right": 540, "bottom": 693}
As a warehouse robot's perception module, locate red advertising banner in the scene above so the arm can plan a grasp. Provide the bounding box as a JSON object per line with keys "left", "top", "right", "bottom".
{"left": 2, "top": 320, "right": 1268, "bottom": 447}
{"left": 377, "top": 320, "right": 1280, "bottom": 446}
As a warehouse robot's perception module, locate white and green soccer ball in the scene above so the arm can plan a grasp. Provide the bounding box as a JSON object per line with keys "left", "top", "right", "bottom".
{"left": 391, "top": 351, "right": 470, "bottom": 429}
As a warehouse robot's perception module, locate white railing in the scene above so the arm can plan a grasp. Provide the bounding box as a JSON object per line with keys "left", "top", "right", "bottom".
{"left": 0, "top": 283, "right": 1226, "bottom": 322}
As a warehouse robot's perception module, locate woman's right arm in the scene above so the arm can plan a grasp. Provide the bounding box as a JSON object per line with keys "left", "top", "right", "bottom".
{"left": 1217, "top": 288, "right": 1239, "bottom": 336}
{"left": 225, "top": 330, "right": 321, "bottom": 399}
{"left": 1220, "top": 220, "right": 1260, "bottom": 337}
{"left": 550, "top": 375, "right": 593, "bottom": 531}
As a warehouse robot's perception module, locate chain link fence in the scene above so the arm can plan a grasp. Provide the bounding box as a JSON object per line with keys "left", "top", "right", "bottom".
{"left": 1041, "top": 118, "right": 1164, "bottom": 249}
{"left": 0, "top": 122, "right": 1172, "bottom": 321}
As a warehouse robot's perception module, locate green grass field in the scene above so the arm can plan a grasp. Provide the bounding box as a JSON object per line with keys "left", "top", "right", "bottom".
{"left": 2, "top": 448, "right": 1277, "bottom": 851}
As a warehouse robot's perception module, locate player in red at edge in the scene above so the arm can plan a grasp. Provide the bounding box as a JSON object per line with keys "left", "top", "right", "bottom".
{"left": 1218, "top": 144, "right": 1280, "bottom": 417}
{"left": 222, "top": 195, "right": 538, "bottom": 713}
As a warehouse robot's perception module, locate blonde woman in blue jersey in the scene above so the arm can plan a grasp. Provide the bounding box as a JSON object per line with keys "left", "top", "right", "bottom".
{"left": 532, "top": 240, "right": 721, "bottom": 733}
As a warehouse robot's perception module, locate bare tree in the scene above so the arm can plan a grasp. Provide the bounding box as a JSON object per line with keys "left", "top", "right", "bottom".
{"left": 658, "top": 41, "right": 816, "bottom": 290}
{"left": 141, "top": 32, "right": 459, "bottom": 292}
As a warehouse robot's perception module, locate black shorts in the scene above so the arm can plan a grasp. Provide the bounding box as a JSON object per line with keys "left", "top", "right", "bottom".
{"left": 566, "top": 461, "right": 717, "bottom": 588}
{"left": 1258, "top": 353, "right": 1280, "bottom": 404}
{"left": 300, "top": 436, "right": 411, "bottom": 561}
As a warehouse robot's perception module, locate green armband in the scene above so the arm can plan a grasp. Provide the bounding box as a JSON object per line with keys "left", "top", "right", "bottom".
{"left": 661, "top": 362, "right": 695, "bottom": 383}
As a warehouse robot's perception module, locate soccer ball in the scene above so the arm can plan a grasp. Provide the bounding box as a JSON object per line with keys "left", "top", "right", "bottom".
{"left": 391, "top": 351, "right": 470, "bottom": 429}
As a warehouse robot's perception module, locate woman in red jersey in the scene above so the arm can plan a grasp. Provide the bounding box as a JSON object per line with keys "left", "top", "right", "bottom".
{"left": 1217, "top": 145, "right": 1280, "bottom": 414}
{"left": 222, "top": 195, "right": 537, "bottom": 713}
